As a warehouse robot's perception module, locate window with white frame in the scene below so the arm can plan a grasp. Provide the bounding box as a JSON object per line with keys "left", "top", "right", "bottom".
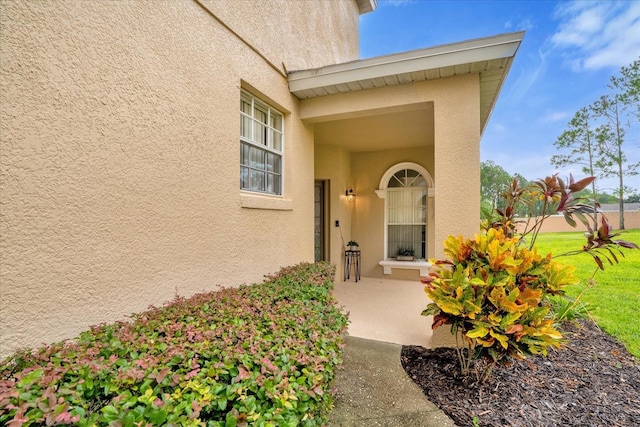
{"left": 240, "top": 91, "right": 283, "bottom": 195}
{"left": 386, "top": 168, "right": 427, "bottom": 259}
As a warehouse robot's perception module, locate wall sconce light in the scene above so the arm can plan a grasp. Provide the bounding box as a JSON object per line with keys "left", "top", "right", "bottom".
{"left": 346, "top": 187, "right": 356, "bottom": 202}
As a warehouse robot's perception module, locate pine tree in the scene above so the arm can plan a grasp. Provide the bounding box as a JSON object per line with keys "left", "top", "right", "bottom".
{"left": 551, "top": 107, "right": 600, "bottom": 229}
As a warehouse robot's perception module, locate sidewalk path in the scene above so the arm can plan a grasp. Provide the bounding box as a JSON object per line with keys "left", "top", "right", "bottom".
{"left": 327, "top": 336, "right": 457, "bottom": 426}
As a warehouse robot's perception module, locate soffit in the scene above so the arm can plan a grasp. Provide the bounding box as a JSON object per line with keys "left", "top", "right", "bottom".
{"left": 314, "top": 103, "right": 434, "bottom": 152}
{"left": 288, "top": 31, "right": 524, "bottom": 134}
{"left": 356, "top": 0, "right": 377, "bottom": 14}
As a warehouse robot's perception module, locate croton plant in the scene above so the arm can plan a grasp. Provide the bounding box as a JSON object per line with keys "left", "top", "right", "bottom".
{"left": 422, "top": 175, "right": 638, "bottom": 380}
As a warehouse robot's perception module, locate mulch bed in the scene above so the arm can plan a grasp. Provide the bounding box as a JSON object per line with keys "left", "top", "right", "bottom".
{"left": 401, "top": 320, "right": 640, "bottom": 427}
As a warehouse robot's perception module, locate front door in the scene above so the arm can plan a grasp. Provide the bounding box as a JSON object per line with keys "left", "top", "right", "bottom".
{"left": 314, "top": 180, "right": 328, "bottom": 262}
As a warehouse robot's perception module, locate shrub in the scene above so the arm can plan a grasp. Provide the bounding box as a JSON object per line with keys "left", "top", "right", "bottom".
{"left": 423, "top": 175, "right": 638, "bottom": 381}
{"left": 0, "top": 262, "right": 348, "bottom": 426}
{"left": 422, "top": 229, "right": 578, "bottom": 380}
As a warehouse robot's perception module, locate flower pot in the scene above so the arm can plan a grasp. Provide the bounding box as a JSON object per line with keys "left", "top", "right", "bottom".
{"left": 397, "top": 255, "right": 414, "bottom": 261}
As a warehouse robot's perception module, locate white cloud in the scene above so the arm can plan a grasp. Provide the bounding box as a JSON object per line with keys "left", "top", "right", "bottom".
{"left": 542, "top": 111, "right": 570, "bottom": 123}
{"left": 516, "top": 18, "right": 535, "bottom": 31}
{"left": 552, "top": 3, "right": 606, "bottom": 45}
{"left": 551, "top": 1, "right": 640, "bottom": 70}
{"left": 507, "top": 49, "right": 548, "bottom": 101}
{"left": 505, "top": 17, "right": 533, "bottom": 31}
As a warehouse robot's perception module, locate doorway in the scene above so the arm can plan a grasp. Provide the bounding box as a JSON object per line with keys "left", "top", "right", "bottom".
{"left": 314, "top": 180, "right": 329, "bottom": 262}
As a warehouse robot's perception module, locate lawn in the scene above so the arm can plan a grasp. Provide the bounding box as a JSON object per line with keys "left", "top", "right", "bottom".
{"left": 534, "top": 228, "right": 640, "bottom": 358}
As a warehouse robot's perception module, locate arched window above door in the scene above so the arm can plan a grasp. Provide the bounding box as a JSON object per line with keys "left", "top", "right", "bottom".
{"left": 375, "top": 162, "right": 434, "bottom": 198}
{"left": 376, "top": 162, "right": 434, "bottom": 262}
{"left": 387, "top": 168, "right": 427, "bottom": 188}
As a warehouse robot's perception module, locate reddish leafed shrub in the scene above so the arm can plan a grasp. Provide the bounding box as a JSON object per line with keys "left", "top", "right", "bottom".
{"left": 0, "top": 262, "right": 348, "bottom": 426}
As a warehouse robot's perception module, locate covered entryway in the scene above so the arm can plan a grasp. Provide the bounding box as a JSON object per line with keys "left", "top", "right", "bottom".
{"left": 290, "top": 32, "right": 523, "bottom": 281}
{"left": 312, "top": 102, "right": 436, "bottom": 280}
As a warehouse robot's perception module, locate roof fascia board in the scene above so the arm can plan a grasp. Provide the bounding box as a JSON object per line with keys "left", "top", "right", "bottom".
{"left": 293, "top": 31, "right": 524, "bottom": 76}
{"left": 288, "top": 31, "right": 524, "bottom": 92}
{"left": 357, "top": 0, "right": 377, "bottom": 14}
{"left": 480, "top": 53, "right": 516, "bottom": 137}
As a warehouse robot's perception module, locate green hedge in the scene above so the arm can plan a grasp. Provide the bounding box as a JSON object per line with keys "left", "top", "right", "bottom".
{"left": 0, "top": 262, "right": 348, "bottom": 426}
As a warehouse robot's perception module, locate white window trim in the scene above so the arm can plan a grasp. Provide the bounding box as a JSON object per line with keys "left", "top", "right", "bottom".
{"left": 379, "top": 259, "right": 432, "bottom": 276}
{"left": 375, "top": 162, "right": 434, "bottom": 197}
{"left": 376, "top": 162, "right": 435, "bottom": 275}
{"left": 240, "top": 90, "right": 285, "bottom": 196}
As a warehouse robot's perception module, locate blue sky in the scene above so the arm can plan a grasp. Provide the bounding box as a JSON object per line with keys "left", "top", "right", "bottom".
{"left": 359, "top": 0, "right": 640, "bottom": 194}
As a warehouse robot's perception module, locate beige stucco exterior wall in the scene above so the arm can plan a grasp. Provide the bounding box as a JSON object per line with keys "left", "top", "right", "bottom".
{"left": 314, "top": 144, "right": 353, "bottom": 272}
{"left": 0, "top": 0, "right": 361, "bottom": 358}
{"left": 304, "top": 74, "right": 481, "bottom": 272}
{"left": 432, "top": 75, "right": 481, "bottom": 258}
{"left": 199, "top": 0, "right": 360, "bottom": 71}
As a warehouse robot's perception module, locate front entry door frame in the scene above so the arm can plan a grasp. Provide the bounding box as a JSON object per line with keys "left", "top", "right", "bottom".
{"left": 314, "top": 180, "right": 330, "bottom": 262}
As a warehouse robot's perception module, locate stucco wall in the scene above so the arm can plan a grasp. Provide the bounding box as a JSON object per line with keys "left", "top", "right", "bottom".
{"left": 199, "top": 0, "right": 360, "bottom": 71}
{"left": 314, "top": 144, "right": 353, "bottom": 272}
{"left": 0, "top": 0, "right": 360, "bottom": 358}
{"left": 431, "top": 75, "right": 481, "bottom": 258}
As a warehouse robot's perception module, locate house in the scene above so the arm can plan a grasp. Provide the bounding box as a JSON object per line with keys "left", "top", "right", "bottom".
{"left": 0, "top": 0, "right": 522, "bottom": 358}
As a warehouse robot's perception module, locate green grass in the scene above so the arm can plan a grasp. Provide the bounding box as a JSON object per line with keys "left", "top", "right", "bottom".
{"left": 533, "top": 229, "right": 640, "bottom": 359}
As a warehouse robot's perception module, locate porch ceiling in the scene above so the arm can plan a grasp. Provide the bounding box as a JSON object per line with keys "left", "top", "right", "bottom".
{"left": 287, "top": 31, "right": 524, "bottom": 135}
{"left": 313, "top": 103, "right": 433, "bottom": 152}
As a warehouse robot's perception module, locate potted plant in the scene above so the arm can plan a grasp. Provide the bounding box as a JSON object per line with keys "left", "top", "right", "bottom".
{"left": 347, "top": 240, "right": 359, "bottom": 251}
{"left": 396, "top": 246, "right": 415, "bottom": 261}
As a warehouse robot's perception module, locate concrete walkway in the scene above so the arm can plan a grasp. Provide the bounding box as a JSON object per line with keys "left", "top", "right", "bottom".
{"left": 327, "top": 336, "right": 457, "bottom": 426}
{"left": 333, "top": 276, "right": 456, "bottom": 348}
{"left": 328, "top": 277, "right": 457, "bottom": 426}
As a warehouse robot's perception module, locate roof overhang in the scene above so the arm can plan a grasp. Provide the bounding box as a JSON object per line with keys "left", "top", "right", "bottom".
{"left": 287, "top": 31, "right": 524, "bottom": 134}
{"left": 356, "top": 0, "right": 377, "bottom": 15}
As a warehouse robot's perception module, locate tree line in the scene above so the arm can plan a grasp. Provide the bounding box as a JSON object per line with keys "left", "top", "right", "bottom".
{"left": 482, "top": 58, "right": 639, "bottom": 229}
{"left": 481, "top": 160, "right": 639, "bottom": 214}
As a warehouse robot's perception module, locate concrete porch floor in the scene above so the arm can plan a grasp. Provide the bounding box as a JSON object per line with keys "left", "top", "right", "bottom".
{"left": 329, "top": 276, "right": 458, "bottom": 426}
{"left": 334, "top": 276, "right": 455, "bottom": 348}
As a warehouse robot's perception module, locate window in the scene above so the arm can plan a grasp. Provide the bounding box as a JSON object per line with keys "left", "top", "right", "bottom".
{"left": 386, "top": 168, "right": 427, "bottom": 259}
{"left": 376, "top": 163, "right": 433, "bottom": 261}
{"left": 240, "top": 91, "right": 284, "bottom": 195}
